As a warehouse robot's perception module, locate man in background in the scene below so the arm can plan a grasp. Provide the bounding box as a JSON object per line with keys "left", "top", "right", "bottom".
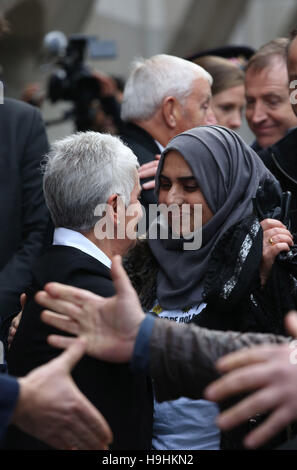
{"left": 120, "top": 54, "right": 216, "bottom": 221}
{"left": 245, "top": 38, "right": 297, "bottom": 151}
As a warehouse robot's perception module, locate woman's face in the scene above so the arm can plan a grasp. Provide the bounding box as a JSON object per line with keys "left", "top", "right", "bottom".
{"left": 211, "top": 84, "right": 245, "bottom": 130}
{"left": 158, "top": 150, "right": 213, "bottom": 235}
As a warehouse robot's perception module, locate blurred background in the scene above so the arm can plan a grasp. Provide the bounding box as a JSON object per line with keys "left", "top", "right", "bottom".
{"left": 1, "top": 0, "right": 296, "bottom": 142}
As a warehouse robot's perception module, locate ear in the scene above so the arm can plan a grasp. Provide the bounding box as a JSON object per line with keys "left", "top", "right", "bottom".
{"left": 162, "top": 96, "right": 182, "bottom": 129}
{"left": 106, "top": 193, "right": 119, "bottom": 227}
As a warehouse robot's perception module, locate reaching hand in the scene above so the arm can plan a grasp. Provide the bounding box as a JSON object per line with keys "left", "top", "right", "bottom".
{"left": 13, "top": 339, "right": 113, "bottom": 450}
{"left": 35, "top": 255, "right": 145, "bottom": 362}
{"left": 138, "top": 154, "right": 161, "bottom": 190}
{"left": 8, "top": 293, "right": 26, "bottom": 349}
{"left": 204, "top": 311, "right": 297, "bottom": 448}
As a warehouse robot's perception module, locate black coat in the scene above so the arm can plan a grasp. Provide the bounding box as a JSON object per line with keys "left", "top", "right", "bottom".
{"left": 0, "top": 98, "right": 51, "bottom": 322}
{"left": 5, "top": 245, "right": 153, "bottom": 450}
{"left": 257, "top": 128, "right": 297, "bottom": 234}
{"left": 120, "top": 123, "right": 160, "bottom": 223}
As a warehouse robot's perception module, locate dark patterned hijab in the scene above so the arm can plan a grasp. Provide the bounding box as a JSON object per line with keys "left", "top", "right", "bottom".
{"left": 148, "top": 125, "right": 274, "bottom": 309}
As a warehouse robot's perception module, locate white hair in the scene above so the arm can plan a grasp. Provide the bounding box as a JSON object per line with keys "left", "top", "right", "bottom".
{"left": 121, "top": 54, "right": 213, "bottom": 122}
{"left": 43, "top": 131, "right": 139, "bottom": 231}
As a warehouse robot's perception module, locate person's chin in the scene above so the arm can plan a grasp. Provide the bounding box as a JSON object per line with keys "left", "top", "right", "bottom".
{"left": 255, "top": 131, "right": 281, "bottom": 148}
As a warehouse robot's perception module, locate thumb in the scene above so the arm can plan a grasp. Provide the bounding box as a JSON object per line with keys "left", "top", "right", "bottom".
{"left": 55, "top": 337, "right": 87, "bottom": 372}
{"left": 111, "top": 255, "right": 134, "bottom": 296}
{"left": 285, "top": 311, "right": 297, "bottom": 338}
{"left": 20, "top": 293, "right": 27, "bottom": 310}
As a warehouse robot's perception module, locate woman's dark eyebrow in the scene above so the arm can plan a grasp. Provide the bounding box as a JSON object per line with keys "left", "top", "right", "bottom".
{"left": 177, "top": 176, "right": 196, "bottom": 182}
{"left": 160, "top": 174, "right": 196, "bottom": 182}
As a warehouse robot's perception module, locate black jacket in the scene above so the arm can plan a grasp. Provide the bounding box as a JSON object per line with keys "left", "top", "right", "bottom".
{"left": 120, "top": 123, "right": 160, "bottom": 220}
{"left": 6, "top": 245, "right": 153, "bottom": 450}
{"left": 0, "top": 98, "right": 51, "bottom": 323}
{"left": 257, "top": 128, "right": 297, "bottom": 234}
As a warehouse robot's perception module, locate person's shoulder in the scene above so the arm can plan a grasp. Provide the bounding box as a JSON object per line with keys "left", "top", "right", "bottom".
{"left": 120, "top": 123, "right": 159, "bottom": 160}
{"left": 32, "top": 245, "right": 114, "bottom": 297}
{"left": 1, "top": 97, "right": 39, "bottom": 117}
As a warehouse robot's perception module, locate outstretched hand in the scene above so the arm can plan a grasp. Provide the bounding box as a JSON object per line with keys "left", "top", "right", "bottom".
{"left": 13, "top": 339, "right": 113, "bottom": 450}
{"left": 204, "top": 311, "right": 297, "bottom": 448}
{"left": 35, "top": 255, "right": 145, "bottom": 362}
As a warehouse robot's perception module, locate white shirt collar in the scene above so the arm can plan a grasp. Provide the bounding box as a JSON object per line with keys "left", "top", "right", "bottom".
{"left": 154, "top": 140, "right": 164, "bottom": 152}
{"left": 53, "top": 227, "right": 111, "bottom": 269}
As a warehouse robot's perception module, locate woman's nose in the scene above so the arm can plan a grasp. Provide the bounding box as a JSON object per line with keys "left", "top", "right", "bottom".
{"left": 166, "top": 186, "right": 183, "bottom": 206}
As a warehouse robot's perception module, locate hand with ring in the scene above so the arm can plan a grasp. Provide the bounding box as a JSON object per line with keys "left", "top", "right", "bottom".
{"left": 260, "top": 218, "right": 294, "bottom": 285}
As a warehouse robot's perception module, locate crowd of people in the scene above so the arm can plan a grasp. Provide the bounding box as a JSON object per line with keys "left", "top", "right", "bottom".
{"left": 1, "top": 12, "right": 297, "bottom": 451}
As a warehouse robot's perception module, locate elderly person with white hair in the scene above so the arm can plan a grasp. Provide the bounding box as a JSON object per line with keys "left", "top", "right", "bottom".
{"left": 5, "top": 131, "right": 153, "bottom": 450}
{"left": 120, "top": 54, "right": 216, "bottom": 220}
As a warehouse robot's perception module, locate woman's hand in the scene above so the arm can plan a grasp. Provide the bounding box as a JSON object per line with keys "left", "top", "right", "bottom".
{"left": 260, "top": 218, "right": 294, "bottom": 286}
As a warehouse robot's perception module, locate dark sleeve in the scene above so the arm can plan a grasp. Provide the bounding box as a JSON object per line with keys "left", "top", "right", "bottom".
{"left": 100, "top": 96, "right": 125, "bottom": 133}
{"left": 149, "top": 319, "right": 289, "bottom": 403}
{"left": 0, "top": 107, "right": 51, "bottom": 320}
{"left": 0, "top": 375, "right": 19, "bottom": 445}
{"left": 131, "top": 314, "right": 156, "bottom": 373}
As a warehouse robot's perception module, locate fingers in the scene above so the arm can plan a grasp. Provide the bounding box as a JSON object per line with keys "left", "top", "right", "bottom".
{"left": 20, "top": 293, "right": 27, "bottom": 310}
{"left": 47, "top": 390, "right": 113, "bottom": 450}
{"left": 76, "top": 396, "right": 113, "bottom": 449}
{"left": 243, "top": 406, "right": 292, "bottom": 449}
{"left": 138, "top": 162, "right": 159, "bottom": 179}
{"left": 47, "top": 335, "right": 77, "bottom": 350}
{"left": 111, "top": 255, "right": 135, "bottom": 296}
{"left": 285, "top": 311, "right": 297, "bottom": 338}
{"left": 41, "top": 310, "right": 79, "bottom": 335}
{"left": 53, "top": 338, "right": 87, "bottom": 372}
{"left": 215, "top": 387, "right": 284, "bottom": 440}
{"left": 43, "top": 282, "right": 100, "bottom": 304}
{"left": 58, "top": 429, "right": 110, "bottom": 451}
{"left": 260, "top": 219, "right": 291, "bottom": 231}
{"left": 57, "top": 412, "right": 112, "bottom": 450}
{"left": 204, "top": 363, "right": 270, "bottom": 402}
{"left": 142, "top": 180, "right": 155, "bottom": 190}
{"left": 215, "top": 345, "right": 282, "bottom": 373}
{"left": 36, "top": 291, "right": 84, "bottom": 321}
{"left": 266, "top": 234, "right": 293, "bottom": 247}
{"left": 8, "top": 311, "right": 23, "bottom": 349}
{"left": 261, "top": 219, "right": 293, "bottom": 247}
{"left": 7, "top": 327, "right": 16, "bottom": 349}
{"left": 263, "top": 226, "right": 293, "bottom": 244}
{"left": 138, "top": 158, "right": 160, "bottom": 190}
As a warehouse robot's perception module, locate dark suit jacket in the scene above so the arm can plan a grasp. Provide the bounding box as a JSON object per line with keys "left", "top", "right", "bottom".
{"left": 120, "top": 123, "right": 160, "bottom": 223}
{"left": 5, "top": 245, "right": 153, "bottom": 450}
{"left": 257, "top": 128, "right": 297, "bottom": 234}
{"left": 0, "top": 375, "right": 19, "bottom": 445}
{"left": 0, "top": 98, "right": 51, "bottom": 326}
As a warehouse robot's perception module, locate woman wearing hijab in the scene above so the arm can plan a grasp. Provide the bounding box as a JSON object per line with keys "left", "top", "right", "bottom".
{"left": 125, "top": 125, "right": 296, "bottom": 450}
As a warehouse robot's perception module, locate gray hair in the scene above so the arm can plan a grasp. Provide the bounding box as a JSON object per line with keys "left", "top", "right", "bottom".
{"left": 121, "top": 54, "right": 213, "bottom": 122}
{"left": 43, "top": 131, "right": 139, "bottom": 231}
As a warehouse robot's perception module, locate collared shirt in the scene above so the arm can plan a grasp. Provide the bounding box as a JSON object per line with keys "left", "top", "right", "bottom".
{"left": 53, "top": 227, "right": 111, "bottom": 269}
{"left": 149, "top": 302, "right": 220, "bottom": 451}
{"left": 154, "top": 140, "right": 164, "bottom": 153}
